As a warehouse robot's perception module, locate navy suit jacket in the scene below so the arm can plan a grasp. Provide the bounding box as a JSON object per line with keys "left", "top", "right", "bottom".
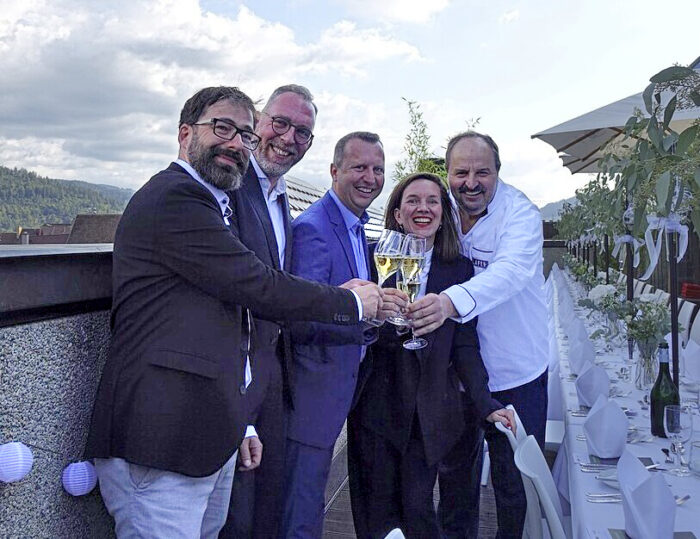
{"left": 287, "top": 191, "right": 373, "bottom": 449}
{"left": 84, "top": 163, "right": 358, "bottom": 477}
{"left": 229, "top": 165, "right": 295, "bottom": 410}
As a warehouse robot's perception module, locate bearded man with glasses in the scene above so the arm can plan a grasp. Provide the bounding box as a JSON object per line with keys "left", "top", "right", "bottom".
{"left": 84, "top": 86, "right": 382, "bottom": 538}
{"left": 222, "top": 83, "right": 321, "bottom": 539}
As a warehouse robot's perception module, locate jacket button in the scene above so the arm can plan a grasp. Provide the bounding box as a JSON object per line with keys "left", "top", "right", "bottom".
{"left": 239, "top": 384, "right": 247, "bottom": 395}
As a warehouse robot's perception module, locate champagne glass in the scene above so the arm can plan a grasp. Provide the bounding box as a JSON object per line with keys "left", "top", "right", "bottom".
{"left": 365, "top": 229, "right": 405, "bottom": 326}
{"left": 401, "top": 234, "right": 427, "bottom": 350}
{"left": 664, "top": 404, "right": 693, "bottom": 476}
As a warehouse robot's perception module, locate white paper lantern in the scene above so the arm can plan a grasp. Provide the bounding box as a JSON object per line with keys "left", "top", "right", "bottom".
{"left": 62, "top": 461, "right": 97, "bottom": 496}
{"left": 0, "top": 442, "right": 34, "bottom": 483}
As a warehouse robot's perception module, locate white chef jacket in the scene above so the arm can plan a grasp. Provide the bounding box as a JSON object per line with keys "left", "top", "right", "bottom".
{"left": 443, "top": 179, "right": 549, "bottom": 392}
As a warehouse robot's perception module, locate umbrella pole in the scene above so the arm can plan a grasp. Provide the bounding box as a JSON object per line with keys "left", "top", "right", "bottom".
{"left": 604, "top": 234, "right": 610, "bottom": 284}
{"left": 626, "top": 237, "right": 634, "bottom": 362}
{"left": 668, "top": 230, "right": 680, "bottom": 387}
{"left": 593, "top": 242, "right": 598, "bottom": 279}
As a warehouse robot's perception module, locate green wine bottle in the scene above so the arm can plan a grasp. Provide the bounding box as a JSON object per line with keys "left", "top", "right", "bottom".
{"left": 650, "top": 342, "right": 680, "bottom": 437}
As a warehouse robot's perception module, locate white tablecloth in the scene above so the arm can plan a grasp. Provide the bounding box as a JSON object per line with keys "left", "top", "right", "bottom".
{"left": 551, "top": 271, "right": 700, "bottom": 539}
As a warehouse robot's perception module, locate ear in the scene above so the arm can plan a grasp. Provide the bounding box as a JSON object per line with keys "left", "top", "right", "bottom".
{"left": 330, "top": 163, "right": 338, "bottom": 182}
{"left": 393, "top": 207, "right": 404, "bottom": 227}
{"left": 178, "top": 124, "right": 192, "bottom": 157}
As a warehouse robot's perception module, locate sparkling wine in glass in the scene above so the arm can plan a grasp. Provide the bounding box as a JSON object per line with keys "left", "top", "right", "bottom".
{"left": 364, "top": 229, "right": 405, "bottom": 326}
{"left": 402, "top": 235, "right": 427, "bottom": 350}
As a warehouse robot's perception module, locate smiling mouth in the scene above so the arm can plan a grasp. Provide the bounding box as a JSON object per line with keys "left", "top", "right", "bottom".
{"left": 355, "top": 186, "right": 374, "bottom": 195}
{"left": 412, "top": 217, "right": 432, "bottom": 225}
{"left": 270, "top": 144, "right": 295, "bottom": 159}
{"left": 458, "top": 185, "right": 483, "bottom": 196}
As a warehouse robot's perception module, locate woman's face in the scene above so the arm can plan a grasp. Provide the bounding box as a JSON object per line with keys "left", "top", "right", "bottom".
{"left": 393, "top": 179, "right": 443, "bottom": 249}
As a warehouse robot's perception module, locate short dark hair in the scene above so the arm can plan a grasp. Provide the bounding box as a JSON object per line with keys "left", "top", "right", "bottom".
{"left": 384, "top": 172, "right": 461, "bottom": 263}
{"left": 264, "top": 84, "right": 318, "bottom": 115}
{"left": 445, "top": 131, "right": 501, "bottom": 172}
{"left": 179, "top": 87, "right": 256, "bottom": 127}
{"left": 333, "top": 132, "right": 383, "bottom": 167}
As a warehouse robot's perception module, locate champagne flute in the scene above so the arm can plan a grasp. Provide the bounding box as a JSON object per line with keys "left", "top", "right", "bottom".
{"left": 364, "top": 229, "right": 405, "bottom": 326}
{"left": 401, "top": 234, "right": 427, "bottom": 350}
{"left": 664, "top": 404, "right": 693, "bottom": 476}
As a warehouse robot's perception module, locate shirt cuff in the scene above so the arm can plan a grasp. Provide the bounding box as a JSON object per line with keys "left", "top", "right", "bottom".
{"left": 245, "top": 425, "right": 258, "bottom": 439}
{"left": 443, "top": 284, "right": 476, "bottom": 323}
{"left": 349, "top": 289, "right": 363, "bottom": 320}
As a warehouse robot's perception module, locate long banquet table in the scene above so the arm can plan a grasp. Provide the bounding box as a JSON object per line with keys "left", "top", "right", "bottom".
{"left": 550, "top": 269, "right": 700, "bottom": 539}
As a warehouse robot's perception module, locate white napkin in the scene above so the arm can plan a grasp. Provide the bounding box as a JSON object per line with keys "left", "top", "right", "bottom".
{"left": 575, "top": 362, "right": 610, "bottom": 408}
{"left": 617, "top": 449, "right": 675, "bottom": 539}
{"left": 568, "top": 334, "right": 595, "bottom": 376}
{"left": 567, "top": 317, "right": 589, "bottom": 344}
{"left": 583, "top": 395, "right": 628, "bottom": 458}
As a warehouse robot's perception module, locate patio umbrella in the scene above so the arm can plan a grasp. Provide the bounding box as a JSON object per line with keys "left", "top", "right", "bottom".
{"left": 532, "top": 56, "right": 700, "bottom": 386}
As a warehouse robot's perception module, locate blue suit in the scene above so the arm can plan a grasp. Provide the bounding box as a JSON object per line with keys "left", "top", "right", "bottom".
{"left": 282, "top": 191, "right": 371, "bottom": 538}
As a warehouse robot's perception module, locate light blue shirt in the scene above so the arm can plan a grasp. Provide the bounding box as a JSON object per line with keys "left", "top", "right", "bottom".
{"left": 328, "top": 189, "right": 369, "bottom": 280}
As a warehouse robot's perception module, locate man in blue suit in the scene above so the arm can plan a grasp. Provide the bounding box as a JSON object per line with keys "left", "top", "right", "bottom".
{"left": 281, "top": 132, "right": 400, "bottom": 538}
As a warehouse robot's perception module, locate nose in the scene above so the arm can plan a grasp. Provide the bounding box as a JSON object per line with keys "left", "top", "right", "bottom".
{"left": 224, "top": 133, "right": 248, "bottom": 153}
{"left": 463, "top": 173, "right": 478, "bottom": 189}
{"left": 279, "top": 127, "right": 296, "bottom": 145}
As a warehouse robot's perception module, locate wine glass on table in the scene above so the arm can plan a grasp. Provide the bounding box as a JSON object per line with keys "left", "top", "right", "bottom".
{"left": 664, "top": 404, "right": 693, "bottom": 476}
{"left": 400, "top": 234, "right": 427, "bottom": 350}
{"left": 366, "top": 229, "right": 406, "bottom": 326}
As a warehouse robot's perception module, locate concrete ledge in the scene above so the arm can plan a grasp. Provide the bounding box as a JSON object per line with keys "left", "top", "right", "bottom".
{"left": 0, "top": 245, "right": 113, "bottom": 328}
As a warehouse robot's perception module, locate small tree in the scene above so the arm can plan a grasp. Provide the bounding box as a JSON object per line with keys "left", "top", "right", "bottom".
{"left": 393, "top": 98, "right": 447, "bottom": 182}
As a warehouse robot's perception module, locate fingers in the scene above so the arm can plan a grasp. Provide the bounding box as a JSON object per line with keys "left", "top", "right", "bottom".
{"left": 487, "top": 410, "right": 516, "bottom": 434}
{"left": 355, "top": 283, "right": 382, "bottom": 319}
{"left": 504, "top": 410, "right": 516, "bottom": 435}
{"left": 238, "top": 436, "right": 263, "bottom": 471}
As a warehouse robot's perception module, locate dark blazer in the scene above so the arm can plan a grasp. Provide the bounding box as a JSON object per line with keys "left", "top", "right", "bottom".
{"left": 229, "top": 165, "right": 294, "bottom": 409}
{"left": 354, "top": 250, "right": 501, "bottom": 466}
{"left": 84, "top": 163, "right": 358, "bottom": 477}
{"left": 287, "top": 191, "right": 373, "bottom": 449}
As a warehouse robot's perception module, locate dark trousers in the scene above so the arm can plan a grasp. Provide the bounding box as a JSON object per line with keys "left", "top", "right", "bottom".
{"left": 437, "top": 398, "right": 485, "bottom": 539}
{"left": 280, "top": 438, "right": 334, "bottom": 539}
{"left": 348, "top": 414, "right": 441, "bottom": 539}
{"left": 485, "top": 370, "right": 548, "bottom": 539}
{"left": 221, "top": 360, "right": 287, "bottom": 539}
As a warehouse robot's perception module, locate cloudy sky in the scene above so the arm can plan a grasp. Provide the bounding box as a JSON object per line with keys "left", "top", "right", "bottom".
{"left": 1, "top": 0, "right": 698, "bottom": 207}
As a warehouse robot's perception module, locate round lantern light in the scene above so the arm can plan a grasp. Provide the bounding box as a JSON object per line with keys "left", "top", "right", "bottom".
{"left": 62, "top": 461, "right": 97, "bottom": 496}
{"left": 0, "top": 441, "right": 34, "bottom": 483}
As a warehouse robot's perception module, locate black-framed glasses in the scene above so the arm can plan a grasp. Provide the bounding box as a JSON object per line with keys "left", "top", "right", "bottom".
{"left": 261, "top": 112, "right": 314, "bottom": 145}
{"left": 194, "top": 118, "right": 261, "bottom": 151}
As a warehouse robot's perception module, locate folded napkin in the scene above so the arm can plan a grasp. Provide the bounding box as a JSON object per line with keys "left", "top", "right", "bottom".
{"left": 567, "top": 317, "right": 589, "bottom": 344}
{"left": 568, "top": 334, "right": 595, "bottom": 376}
{"left": 583, "top": 395, "right": 628, "bottom": 458}
{"left": 575, "top": 363, "right": 610, "bottom": 408}
{"left": 617, "top": 449, "right": 675, "bottom": 539}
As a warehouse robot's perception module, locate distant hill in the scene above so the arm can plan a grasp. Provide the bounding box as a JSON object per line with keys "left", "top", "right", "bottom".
{"left": 0, "top": 166, "right": 133, "bottom": 232}
{"left": 539, "top": 196, "right": 576, "bottom": 221}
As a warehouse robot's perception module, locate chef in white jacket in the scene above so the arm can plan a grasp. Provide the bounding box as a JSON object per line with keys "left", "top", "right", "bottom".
{"left": 409, "top": 131, "right": 548, "bottom": 539}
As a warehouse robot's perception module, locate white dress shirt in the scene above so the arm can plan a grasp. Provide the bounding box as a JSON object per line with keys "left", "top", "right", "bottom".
{"left": 443, "top": 180, "right": 549, "bottom": 392}
{"left": 250, "top": 155, "right": 287, "bottom": 268}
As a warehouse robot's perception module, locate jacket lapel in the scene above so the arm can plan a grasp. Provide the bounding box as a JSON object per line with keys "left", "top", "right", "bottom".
{"left": 281, "top": 193, "right": 293, "bottom": 272}
{"left": 242, "top": 167, "right": 281, "bottom": 269}
{"left": 322, "top": 193, "right": 360, "bottom": 278}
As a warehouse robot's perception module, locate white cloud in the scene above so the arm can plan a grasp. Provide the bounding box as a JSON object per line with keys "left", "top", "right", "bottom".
{"left": 336, "top": 0, "right": 450, "bottom": 23}
{"left": 499, "top": 9, "right": 520, "bottom": 24}
{"left": 0, "top": 1, "right": 421, "bottom": 189}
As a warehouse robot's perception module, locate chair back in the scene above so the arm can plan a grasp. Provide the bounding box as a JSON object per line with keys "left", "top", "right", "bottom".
{"left": 678, "top": 299, "right": 698, "bottom": 346}
{"left": 691, "top": 311, "right": 700, "bottom": 347}
{"left": 383, "top": 529, "right": 406, "bottom": 539}
{"left": 514, "top": 436, "right": 567, "bottom": 539}
{"left": 495, "top": 407, "right": 542, "bottom": 539}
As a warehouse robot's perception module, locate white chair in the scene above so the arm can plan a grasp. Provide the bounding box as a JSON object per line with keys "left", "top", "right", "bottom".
{"left": 514, "top": 436, "right": 570, "bottom": 539}
{"left": 642, "top": 283, "right": 655, "bottom": 295}
{"left": 384, "top": 528, "right": 406, "bottom": 539}
{"left": 678, "top": 299, "right": 698, "bottom": 346}
{"left": 495, "top": 406, "right": 542, "bottom": 539}
{"left": 690, "top": 310, "right": 700, "bottom": 346}
{"left": 633, "top": 280, "right": 645, "bottom": 297}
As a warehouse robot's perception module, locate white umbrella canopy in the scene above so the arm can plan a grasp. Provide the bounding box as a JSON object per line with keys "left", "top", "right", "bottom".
{"left": 532, "top": 57, "right": 700, "bottom": 174}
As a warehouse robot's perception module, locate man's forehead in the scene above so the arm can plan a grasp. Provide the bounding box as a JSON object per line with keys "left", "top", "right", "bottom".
{"left": 452, "top": 139, "right": 496, "bottom": 168}
{"left": 266, "top": 93, "right": 316, "bottom": 125}
{"left": 203, "top": 100, "right": 254, "bottom": 127}
{"left": 346, "top": 140, "right": 384, "bottom": 159}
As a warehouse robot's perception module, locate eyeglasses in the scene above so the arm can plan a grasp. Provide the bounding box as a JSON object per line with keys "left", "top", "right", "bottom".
{"left": 261, "top": 112, "right": 314, "bottom": 145}
{"left": 194, "top": 118, "right": 261, "bottom": 151}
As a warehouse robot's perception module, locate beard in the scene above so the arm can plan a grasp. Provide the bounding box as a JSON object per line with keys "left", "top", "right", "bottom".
{"left": 254, "top": 140, "right": 300, "bottom": 179}
{"left": 187, "top": 134, "right": 247, "bottom": 191}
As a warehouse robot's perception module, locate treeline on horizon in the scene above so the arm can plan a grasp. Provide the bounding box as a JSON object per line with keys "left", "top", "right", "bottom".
{"left": 0, "top": 165, "right": 133, "bottom": 232}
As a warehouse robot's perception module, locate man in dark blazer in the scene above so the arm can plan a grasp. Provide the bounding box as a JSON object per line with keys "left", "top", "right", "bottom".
{"left": 223, "top": 84, "right": 318, "bottom": 539}
{"left": 280, "top": 132, "right": 403, "bottom": 538}
{"left": 84, "top": 87, "right": 381, "bottom": 538}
